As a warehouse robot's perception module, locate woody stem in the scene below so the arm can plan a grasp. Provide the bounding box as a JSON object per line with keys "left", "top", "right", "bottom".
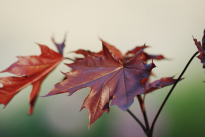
{"left": 64, "top": 57, "right": 75, "bottom": 61}
{"left": 127, "top": 109, "right": 147, "bottom": 133}
{"left": 148, "top": 51, "right": 199, "bottom": 136}
{"left": 137, "top": 95, "right": 150, "bottom": 131}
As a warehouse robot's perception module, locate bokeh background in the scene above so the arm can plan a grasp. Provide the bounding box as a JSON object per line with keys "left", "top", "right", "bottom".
{"left": 0, "top": 1, "right": 205, "bottom": 137}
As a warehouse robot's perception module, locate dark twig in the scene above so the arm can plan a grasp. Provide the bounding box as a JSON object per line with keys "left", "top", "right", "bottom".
{"left": 127, "top": 109, "right": 147, "bottom": 133}
{"left": 149, "top": 51, "right": 199, "bottom": 136}
{"left": 137, "top": 95, "right": 150, "bottom": 131}
{"left": 64, "top": 57, "right": 75, "bottom": 61}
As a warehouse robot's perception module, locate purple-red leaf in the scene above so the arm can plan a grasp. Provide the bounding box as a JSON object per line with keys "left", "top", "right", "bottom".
{"left": 125, "top": 49, "right": 165, "bottom": 62}
{"left": 74, "top": 41, "right": 166, "bottom": 64}
{"left": 74, "top": 49, "right": 102, "bottom": 58}
{"left": 125, "top": 45, "right": 149, "bottom": 55}
{"left": 74, "top": 39, "right": 124, "bottom": 61}
{"left": 142, "top": 52, "right": 165, "bottom": 61}
{"left": 52, "top": 34, "right": 66, "bottom": 55}
{"left": 142, "top": 76, "right": 183, "bottom": 93}
{"left": 193, "top": 29, "right": 205, "bottom": 68}
{"left": 44, "top": 41, "right": 155, "bottom": 127}
{"left": 100, "top": 39, "right": 124, "bottom": 60}
{"left": 0, "top": 44, "right": 63, "bottom": 114}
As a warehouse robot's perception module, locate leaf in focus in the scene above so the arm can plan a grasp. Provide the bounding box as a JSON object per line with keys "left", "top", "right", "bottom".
{"left": 44, "top": 41, "right": 155, "bottom": 128}
{"left": 0, "top": 44, "right": 64, "bottom": 114}
{"left": 193, "top": 29, "right": 205, "bottom": 68}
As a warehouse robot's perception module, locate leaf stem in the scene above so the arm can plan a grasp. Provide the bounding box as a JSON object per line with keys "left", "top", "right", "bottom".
{"left": 64, "top": 57, "right": 75, "bottom": 61}
{"left": 137, "top": 95, "right": 150, "bottom": 131}
{"left": 127, "top": 109, "right": 147, "bottom": 133}
{"left": 149, "top": 51, "right": 199, "bottom": 136}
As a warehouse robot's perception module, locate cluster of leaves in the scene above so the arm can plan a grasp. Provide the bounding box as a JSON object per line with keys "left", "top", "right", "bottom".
{"left": 0, "top": 29, "right": 204, "bottom": 136}
{"left": 0, "top": 35, "right": 177, "bottom": 125}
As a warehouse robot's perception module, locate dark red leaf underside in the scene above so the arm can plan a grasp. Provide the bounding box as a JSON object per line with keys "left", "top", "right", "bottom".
{"left": 126, "top": 52, "right": 165, "bottom": 62}
{"left": 125, "top": 45, "right": 149, "bottom": 55}
{"left": 45, "top": 42, "right": 155, "bottom": 127}
{"left": 193, "top": 29, "right": 205, "bottom": 68}
{"left": 142, "top": 76, "right": 183, "bottom": 93}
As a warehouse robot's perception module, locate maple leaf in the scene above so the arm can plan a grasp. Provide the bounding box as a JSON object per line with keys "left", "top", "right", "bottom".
{"left": 141, "top": 76, "right": 183, "bottom": 94}
{"left": 0, "top": 44, "right": 64, "bottom": 114}
{"left": 44, "top": 41, "right": 155, "bottom": 128}
{"left": 193, "top": 29, "right": 205, "bottom": 68}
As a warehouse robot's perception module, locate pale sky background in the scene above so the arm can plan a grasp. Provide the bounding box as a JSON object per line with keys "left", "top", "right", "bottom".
{"left": 0, "top": 1, "right": 205, "bottom": 137}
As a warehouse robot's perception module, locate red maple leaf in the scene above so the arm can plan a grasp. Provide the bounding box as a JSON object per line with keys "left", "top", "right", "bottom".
{"left": 44, "top": 42, "right": 155, "bottom": 128}
{"left": 193, "top": 29, "right": 205, "bottom": 68}
{"left": 141, "top": 76, "right": 183, "bottom": 94}
{"left": 0, "top": 44, "right": 64, "bottom": 114}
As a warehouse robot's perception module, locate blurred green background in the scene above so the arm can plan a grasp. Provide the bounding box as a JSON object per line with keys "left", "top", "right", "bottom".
{"left": 0, "top": 1, "right": 205, "bottom": 137}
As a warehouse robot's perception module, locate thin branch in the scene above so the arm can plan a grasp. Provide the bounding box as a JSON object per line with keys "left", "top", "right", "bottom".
{"left": 127, "top": 109, "right": 147, "bottom": 133}
{"left": 64, "top": 57, "right": 75, "bottom": 61}
{"left": 149, "top": 51, "right": 199, "bottom": 136}
{"left": 142, "top": 93, "right": 146, "bottom": 104}
{"left": 137, "top": 95, "right": 150, "bottom": 131}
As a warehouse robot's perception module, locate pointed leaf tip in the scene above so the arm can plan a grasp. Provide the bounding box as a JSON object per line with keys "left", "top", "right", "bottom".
{"left": 52, "top": 33, "right": 67, "bottom": 55}
{"left": 145, "top": 76, "right": 184, "bottom": 94}
{"left": 101, "top": 39, "right": 124, "bottom": 60}
{"left": 29, "top": 107, "right": 34, "bottom": 115}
